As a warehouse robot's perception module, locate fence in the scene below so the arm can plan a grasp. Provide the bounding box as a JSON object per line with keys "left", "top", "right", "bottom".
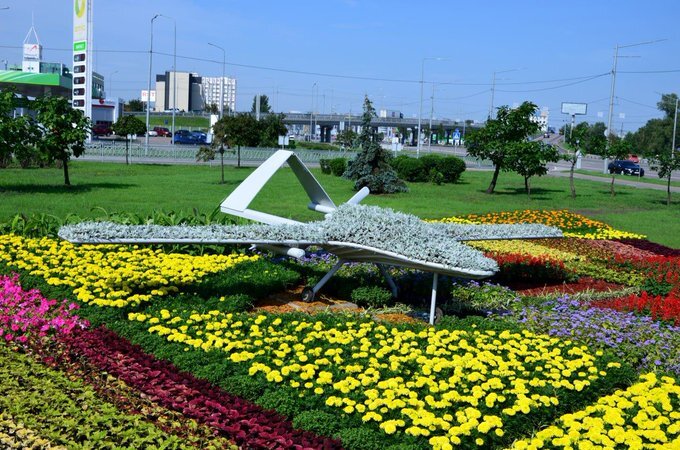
{"left": 81, "top": 141, "right": 493, "bottom": 168}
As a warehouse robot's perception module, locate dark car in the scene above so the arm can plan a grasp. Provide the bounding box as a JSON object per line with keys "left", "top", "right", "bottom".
{"left": 608, "top": 160, "right": 644, "bottom": 177}
{"left": 153, "top": 126, "right": 171, "bottom": 137}
{"left": 191, "top": 131, "right": 207, "bottom": 144}
{"left": 92, "top": 123, "right": 112, "bottom": 137}
{"left": 173, "top": 129, "right": 201, "bottom": 145}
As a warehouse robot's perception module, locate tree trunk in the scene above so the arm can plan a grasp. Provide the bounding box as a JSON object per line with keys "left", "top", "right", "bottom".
{"left": 610, "top": 174, "right": 616, "bottom": 196}
{"left": 485, "top": 165, "right": 501, "bottom": 194}
{"left": 237, "top": 145, "right": 241, "bottom": 168}
{"left": 668, "top": 173, "right": 672, "bottom": 206}
{"left": 62, "top": 158, "right": 71, "bottom": 186}
{"left": 569, "top": 159, "right": 576, "bottom": 199}
{"left": 125, "top": 139, "right": 129, "bottom": 165}
{"left": 525, "top": 176, "right": 531, "bottom": 198}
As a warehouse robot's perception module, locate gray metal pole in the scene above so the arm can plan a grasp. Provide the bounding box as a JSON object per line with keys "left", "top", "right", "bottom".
{"left": 605, "top": 44, "right": 618, "bottom": 173}
{"left": 417, "top": 58, "right": 424, "bottom": 158}
{"left": 428, "top": 83, "right": 435, "bottom": 152}
{"left": 208, "top": 43, "right": 225, "bottom": 119}
{"left": 489, "top": 71, "right": 496, "bottom": 120}
{"left": 672, "top": 98, "right": 679, "bottom": 156}
{"left": 172, "top": 19, "right": 176, "bottom": 144}
{"left": 145, "top": 14, "right": 159, "bottom": 154}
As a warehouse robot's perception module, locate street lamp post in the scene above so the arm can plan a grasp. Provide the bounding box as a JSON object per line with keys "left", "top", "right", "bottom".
{"left": 489, "top": 67, "right": 523, "bottom": 120}
{"left": 208, "top": 42, "right": 226, "bottom": 119}
{"left": 428, "top": 83, "right": 437, "bottom": 152}
{"left": 145, "top": 14, "right": 160, "bottom": 154}
{"left": 418, "top": 57, "right": 444, "bottom": 158}
{"left": 605, "top": 39, "right": 666, "bottom": 172}
{"left": 156, "top": 14, "right": 176, "bottom": 144}
{"left": 310, "top": 82, "right": 317, "bottom": 141}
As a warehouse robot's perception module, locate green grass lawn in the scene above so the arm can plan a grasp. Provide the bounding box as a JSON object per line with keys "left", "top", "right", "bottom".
{"left": 2, "top": 161, "right": 679, "bottom": 247}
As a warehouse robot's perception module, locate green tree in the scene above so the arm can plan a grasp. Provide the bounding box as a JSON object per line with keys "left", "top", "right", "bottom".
{"left": 628, "top": 92, "right": 680, "bottom": 205}
{"left": 343, "top": 96, "right": 407, "bottom": 194}
{"left": 124, "top": 99, "right": 144, "bottom": 112}
{"left": 251, "top": 95, "right": 272, "bottom": 114}
{"left": 213, "top": 113, "right": 260, "bottom": 167}
{"left": 0, "top": 89, "right": 41, "bottom": 168}
{"left": 111, "top": 115, "right": 147, "bottom": 165}
{"left": 507, "top": 141, "right": 560, "bottom": 198}
{"left": 205, "top": 103, "right": 219, "bottom": 115}
{"left": 336, "top": 129, "right": 358, "bottom": 148}
{"left": 34, "top": 95, "right": 90, "bottom": 185}
{"left": 258, "top": 113, "right": 288, "bottom": 147}
{"left": 436, "top": 123, "right": 446, "bottom": 144}
{"left": 465, "top": 101, "right": 540, "bottom": 194}
{"left": 604, "top": 138, "right": 635, "bottom": 196}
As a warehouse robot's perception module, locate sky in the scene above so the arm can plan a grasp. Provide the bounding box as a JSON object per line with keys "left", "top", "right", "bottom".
{"left": 1, "top": 0, "right": 679, "bottom": 133}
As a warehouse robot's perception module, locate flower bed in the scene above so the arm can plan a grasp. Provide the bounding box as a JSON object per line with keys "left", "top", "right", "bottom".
{"left": 0, "top": 235, "right": 258, "bottom": 307}
{"left": 436, "top": 209, "right": 645, "bottom": 240}
{"left": 128, "top": 306, "right": 631, "bottom": 448}
{"left": 508, "top": 372, "right": 680, "bottom": 449}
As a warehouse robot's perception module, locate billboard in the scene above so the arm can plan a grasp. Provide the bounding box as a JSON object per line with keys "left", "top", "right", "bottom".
{"left": 561, "top": 102, "right": 587, "bottom": 115}
{"left": 72, "top": 0, "right": 93, "bottom": 119}
{"left": 23, "top": 43, "right": 42, "bottom": 61}
{"left": 140, "top": 90, "right": 156, "bottom": 102}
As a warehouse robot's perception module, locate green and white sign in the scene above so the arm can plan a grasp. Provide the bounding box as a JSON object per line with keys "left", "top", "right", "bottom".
{"left": 72, "top": 0, "right": 93, "bottom": 120}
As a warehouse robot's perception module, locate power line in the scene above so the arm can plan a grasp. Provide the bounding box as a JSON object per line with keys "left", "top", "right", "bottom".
{"left": 495, "top": 73, "right": 608, "bottom": 93}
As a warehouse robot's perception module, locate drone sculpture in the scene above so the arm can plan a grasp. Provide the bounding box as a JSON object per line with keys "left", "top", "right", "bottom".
{"left": 60, "top": 150, "right": 562, "bottom": 324}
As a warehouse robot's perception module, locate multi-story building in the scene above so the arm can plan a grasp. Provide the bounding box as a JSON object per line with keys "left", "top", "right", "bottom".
{"left": 153, "top": 71, "right": 236, "bottom": 113}
{"left": 201, "top": 76, "right": 236, "bottom": 114}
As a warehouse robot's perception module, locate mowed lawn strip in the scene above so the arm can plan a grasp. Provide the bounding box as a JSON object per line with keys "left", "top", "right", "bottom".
{"left": 1, "top": 161, "right": 678, "bottom": 247}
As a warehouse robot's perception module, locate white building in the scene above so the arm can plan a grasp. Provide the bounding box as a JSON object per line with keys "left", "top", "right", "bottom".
{"left": 201, "top": 76, "right": 236, "bottom": 114}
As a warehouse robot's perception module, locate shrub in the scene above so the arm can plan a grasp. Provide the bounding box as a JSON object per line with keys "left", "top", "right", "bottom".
{"left": 418, "top": 154, "right": 442, "bottom": 175}
{"left": 293, "top": 410, "right": 342, "bottom": 437}
{"left": 319, "top": 159, "right": 332, "bottom": 174}
{"left": 438, "top": 155, "right": 466, "bottom": 183}
{"left": 351, "top": 285, "right": 393, "bottom": 308}
{"left": 329, "top": 157, "right": 347, "bottom": 176}
{"left": 221, "top": 375, "right": 266, "bottom": 402}
{"left": 428, "top": 167, "right": 444, "bottom": 185}
{"left": 257, "top": 388, "right": 305, "bottom": 419}
{"left": 336, "top": 427, "right": 386, "bottom": 450}
{"left": 449, "top": 280, "right": 519, "bottom": 312}
{"left": 391, "top": 155, "right": 425, "bottom": 181}
{"left": 219, "top": 293, "right": 253, "bottom": 313}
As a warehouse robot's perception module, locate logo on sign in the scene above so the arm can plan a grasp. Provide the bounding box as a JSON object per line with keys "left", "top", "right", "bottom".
{"left": 75, "top": 0, "right": 86, "bottom": 18}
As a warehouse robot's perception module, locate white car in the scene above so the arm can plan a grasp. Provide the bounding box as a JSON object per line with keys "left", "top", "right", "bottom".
{"left": 146, "top": 130, "right": 158, "bottom": 136}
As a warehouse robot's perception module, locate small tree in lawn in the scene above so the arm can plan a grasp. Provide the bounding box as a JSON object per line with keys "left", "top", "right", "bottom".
{"left": 603, "top": 137, "right": 635, "bottom": 196}
{"left": 507, "top": 141, "right": 560, "bottom": 198}
{"left": 34, "top": 96, "right": 90, "bottom": 185}
{"left": 465, "top": 101, "right": 540, "bottom": 194}
{"left": 212, "top": 113, "right": 260, "bottom": 168}
{"left": 343, "top": 96, "right": 407, "bottom": 193}
{"left": 112, "top": 115, "right": 147, "bottom": 165}
{"left": 650, "top": 151, "right": 680, "bottom": 206}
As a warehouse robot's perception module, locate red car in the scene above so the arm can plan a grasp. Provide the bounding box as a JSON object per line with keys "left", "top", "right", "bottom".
{"left": 92, "top": 123, "right": 112, "bottom": 136}
{"left": 153, "top": 126, "right": 171, "bottom": 137}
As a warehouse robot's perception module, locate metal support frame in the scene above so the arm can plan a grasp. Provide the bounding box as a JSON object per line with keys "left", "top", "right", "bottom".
{"left": 302, "top": 259, "right": 345, "bottom": 302}
{"left": 376, "top": 264, "right": 398, "bottom": 298}
{"left": 429, "top": 273, "right": 439, "bottom": 325}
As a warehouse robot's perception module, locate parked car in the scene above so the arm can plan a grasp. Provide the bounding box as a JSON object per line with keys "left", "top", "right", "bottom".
{"left": 628, "top": 154, "right": 640, "bottom": 163}
{"left": 608, "top": 160, "right": 645, "bottom": 177}
{"left": 153, "top": 126, "right": 171, "bottom": 137}
{"left": 146, "top": 129, "right": 158, "bottom": 137}
{"left": 92, "top": 123, "right": 112, "bottom": 137}
{"left": 174, "top": 129, "right": 199, "bottom": 145}
{"left": 191, "top": 131, "right": 207, "bottom": 144}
